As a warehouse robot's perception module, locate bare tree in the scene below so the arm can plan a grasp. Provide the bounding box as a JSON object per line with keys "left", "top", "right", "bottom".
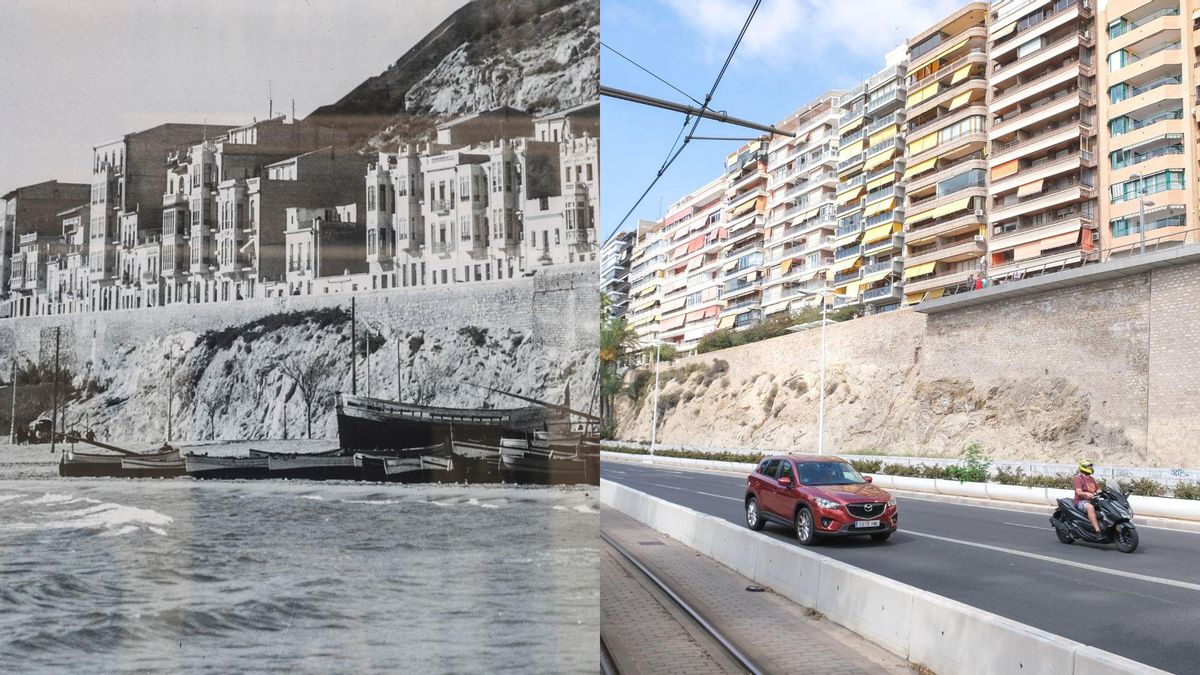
{"left": 198, "top": 387, "right": 231, "bottom": 441}
{"left": 278, "top": 353, "right": 330, "bottom": 439}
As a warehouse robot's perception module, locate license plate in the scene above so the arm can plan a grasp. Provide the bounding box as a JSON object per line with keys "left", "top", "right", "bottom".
{"left": 854, "top": 520, "right": 881, "bottom": 528}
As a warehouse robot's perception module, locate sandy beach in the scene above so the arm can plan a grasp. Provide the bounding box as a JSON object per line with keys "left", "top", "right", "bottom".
{"left": 0, "top": 438, "right": 338, "bottom": 480}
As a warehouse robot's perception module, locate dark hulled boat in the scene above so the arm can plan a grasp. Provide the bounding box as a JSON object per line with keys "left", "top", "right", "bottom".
{"left": 59, "top": 446, "right": 186, "bottom": 478}
{"left": 336, "top": 394, "right": 546, "bottom": 452}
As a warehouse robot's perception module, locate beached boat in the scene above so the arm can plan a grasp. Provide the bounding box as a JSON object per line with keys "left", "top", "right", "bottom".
{"left": 335, "top": 394, "right": 546, "bottom": 452}
{"left": 265, "top": 453, "right": 360, "bottom": 481}
{"left": 357, "top": 454, "right": 457, "bottom": 483}
{"left": 185, "top": 454, "right": 271, "bottom": 480}
{"left": 59, "top": 446, "right": 184, "bottom": 478}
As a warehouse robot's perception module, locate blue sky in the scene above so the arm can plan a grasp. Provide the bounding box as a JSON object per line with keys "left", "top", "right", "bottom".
{"left": 600, "top": 0, "right": 970, "bottom": 239}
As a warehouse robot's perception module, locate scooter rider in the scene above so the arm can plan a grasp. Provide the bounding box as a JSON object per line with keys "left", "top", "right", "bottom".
{"left": 1074, "top": 460, "right": 1101, "bottom": 534}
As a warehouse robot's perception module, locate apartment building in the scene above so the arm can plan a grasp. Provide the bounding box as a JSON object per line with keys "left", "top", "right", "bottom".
{"left": 1, "top": 180, "right": 90, "bottom": 317}
{"left": 902, "top": 2, "right": 992, "bottom": 303}
{"left": 89, "top": 123, "right": 233, "bottom": 312}
{"left": 626, "top": 218, "right": 670, "bottom": 342}
{"left": 832, "top": 51, "right": 910, "bottom": 315}
{"left": 1097, "top": 0, "right": 1199, "bottom": 251}
{"left": 716, "top": 141, "right": 770, "bottom": 331}
{"left": 284, "top": 204, "right": 366, "bottom": 295}
{"left": 987, "top": 0, "right": 1100, "bottom": 278}
{"left": 760, "top": 93, "right": 842, "bottom": 317}
{"left": 600, "top": 229, "right": 634, "bottom": 318}
{"left": 45, "top": 204, "right": 92, "bottom": 315}
{"left": 654, "top": 179, "right": 727, "bottom": 350}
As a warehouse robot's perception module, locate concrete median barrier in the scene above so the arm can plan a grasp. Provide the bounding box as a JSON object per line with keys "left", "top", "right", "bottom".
{"left": 908, "top": 589, "right": 1076, "bottom": 675}
{"left": 933, "top": 478, "right": 990, "bottom": 498}
{"left": 815, "top": 558, "right": 914, "bottom": 658}
{"left": 601, "top": 479, "right": 1167, "bottom": 675}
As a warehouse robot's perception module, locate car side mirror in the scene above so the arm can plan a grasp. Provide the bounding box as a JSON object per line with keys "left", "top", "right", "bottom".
{"left": 778, "top": 476, "right": 792, "bottom": 487}
{"left": 863, "top": 475, "right": 873, "bottom": 483}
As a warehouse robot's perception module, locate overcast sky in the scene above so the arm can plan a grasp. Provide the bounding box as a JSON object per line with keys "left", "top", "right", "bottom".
{"left": 0, "top": 0, "right": 470, "bottom": 192}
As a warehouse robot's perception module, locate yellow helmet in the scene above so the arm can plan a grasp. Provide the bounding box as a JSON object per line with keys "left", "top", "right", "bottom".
{"left": 1078, "top": 460, "right": 1094, "bottom": 475}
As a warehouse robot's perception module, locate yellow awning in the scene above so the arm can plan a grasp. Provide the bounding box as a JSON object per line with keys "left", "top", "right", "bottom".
{"left": 904, "top": 287, "right": 944, "bottom": 304}
{"left": 863, "top": 197, "right": 895, "bottom": 218}
{"left": 838, "top": 140, "right": 865, "bottom": 160}
{"left": 911, "top": 37, "right": 968, "bottom": 73}
{"left": 947, "top": 91, "right": 973, "bottom": 111}
{"left": 904, "top": 261, "right": 937, "bottom": 279}
{"left": 721, "top": 259, "right": 741, "bottom": 272}
{"left": 730, "top": 197, "right": 757, "bottom": 217}
{"left": 630, "top": 314, "right": 656, "bottom": 327}
{"left": 634, "top": 285, "right": 657, "bottom": 298}
{"left": 992, "top": 21, "right": 1017, "bottom": 40}
{"left": 763, "top": 299, "right": 792, "bottom": 315}
{"left": 717, "top": 315, "right": 736, "bottom": 329}
{"left": 839, "top": 116, "right": 865, "bottom": 135}
{"left": 950, "top": 64, "right": 973, "bottom": 85}
{"left": 867, "top": 124, "right": 898, "bottom": 146}
{"left": 831, "top": 256, "right": 861, "bottom": 273}
{"left": 924, "top": 196, "right": 974, "bottom": 221}
{"left": 837, "top": 185, "right": 865, "bottom": 205}
{"left": 632, "top": 298, "right": 658, "bottom": 313}
{"left": 904, "top": 156, "right": 938, "bottom": 180}
{"left": 862, "top": 222, "right": 894, "bottom": 244}
{"left": 907, "top": 82, "right": 940, "bottom": 107}
{"left": 907, "top": 208, "right": 936, "bottom": 227}
{"left": 1017, "top": 179, "right": 1045, "bottom": 197}
{"left": 864, "top": 148, "right": 898, "bottom": 171}
{"left": 907, "top": 131, "right": 939, "bottom": 156}
{"left": 661, "top": 297, "right": 687, "bottom": 313}
{"left": 779, "top": 258, "right": 794, "bottom": 275}
{"left": 865, "top": 172, "right": 896, "bottom": 192}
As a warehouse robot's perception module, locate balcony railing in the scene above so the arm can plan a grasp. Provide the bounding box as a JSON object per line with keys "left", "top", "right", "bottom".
{"left": 1116, "top": 109, "right": 1184, "bottom": 136}
{"left": 993, "top": 56, "right": 1087, "bottom": 104}
{"left": 836, "top": 222, "right": 864, "bottom": 237}
{"left": 833, "top": 268, "right": 861, "bottom": 284}
{"left": 862, "top": 284, "right": 898, "bottom": 301}
{"left": 1107, "top": 6, "right": 1179, "bottom": 40}
{"left": 837, "top": 154, "right": 864, "bottom": 172}
{"left": 865, "top": 111, "right": 905, "bottom": 135}
{"left": 835, "top": 245, "right": 861, "bottom": 260}
{"left": 993, "top": 86, "right": 1092, "bottom": 129}
{"left": 866, "top": 209, "right": 903, "bottom": 227}
{"left": 995, "top": 31, "right": 1084, "bottom": 77}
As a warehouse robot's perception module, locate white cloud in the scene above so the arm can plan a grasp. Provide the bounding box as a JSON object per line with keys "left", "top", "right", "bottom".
{"left": 661, "top": 0, "right": 969, "bottom": 70}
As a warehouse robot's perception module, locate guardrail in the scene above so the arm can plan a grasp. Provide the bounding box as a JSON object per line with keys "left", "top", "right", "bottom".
{"left": 601, "top": 480, "right": 1166, "bottom": 675}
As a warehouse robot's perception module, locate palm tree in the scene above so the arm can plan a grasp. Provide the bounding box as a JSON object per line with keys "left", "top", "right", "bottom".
{"left": 599, "top": 293, "right": 640, "bottom": 432}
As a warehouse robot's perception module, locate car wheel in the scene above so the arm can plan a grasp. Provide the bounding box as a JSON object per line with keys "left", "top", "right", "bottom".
{"left": 745, "top": 496, "right": 765, "bottom": 531}
{"left": 794, "top": 506, "right": 816, "bottom": 546}
{"left": 870, "top": 532, "right": 891, "bottom": 542}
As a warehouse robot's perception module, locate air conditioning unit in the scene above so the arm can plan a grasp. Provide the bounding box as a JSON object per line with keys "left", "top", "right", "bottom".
{"left": 1083, "top": 30, "right": 1092, "bottom": 40}
{"left": 975, "top": 209, "right": 986, "bottom": 217}
{"left": 974, "top": 235, "right": 985, "bottom": 243}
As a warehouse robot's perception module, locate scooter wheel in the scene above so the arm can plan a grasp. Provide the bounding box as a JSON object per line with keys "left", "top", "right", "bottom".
{"left": 1055, "top": 527, "right": 1074, "bottom": 544}
{"left": 1115, "top": 524, "right": 1138, "bottom": 553}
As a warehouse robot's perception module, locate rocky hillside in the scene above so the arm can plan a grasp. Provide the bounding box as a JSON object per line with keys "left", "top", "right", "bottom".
{"left": 54, "top": 307, "right": 595, "bottom": 445}
{"left": 308, "top": 0, "right": 598, "bottom": 150}
{"left": 615, "top": 352, "right": 1154, "bottom": 467}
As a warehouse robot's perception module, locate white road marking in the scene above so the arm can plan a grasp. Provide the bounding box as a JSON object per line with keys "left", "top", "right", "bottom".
{"left": 647, "top": 481, "right": 741, "bottom": 502}
{"left": 1003, "top": 522, "right": 1048, "bottom": 531}
{"left": 607, "top": 470, "right": 627, "bottom": 474}
{"left": 906, "top": 529, "right": 1200, "bottom": 593}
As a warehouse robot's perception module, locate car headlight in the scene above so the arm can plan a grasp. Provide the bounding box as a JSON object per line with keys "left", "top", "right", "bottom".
{"left": 886, "top": 497, "right": 897, "bottom": 508}
{"left": 813, "top": 497, "right": 840, "bottom": 510}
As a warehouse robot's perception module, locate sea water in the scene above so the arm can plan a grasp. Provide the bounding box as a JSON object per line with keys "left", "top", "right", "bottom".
{"left": 0, "top": 480, "right": 598, "bottom": 673}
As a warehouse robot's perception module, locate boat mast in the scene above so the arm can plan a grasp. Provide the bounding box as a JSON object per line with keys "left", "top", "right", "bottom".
{"left": 350, "top": 296, "right": 357, "bottom": 395}
{"left": 50, "top": 327, "right": 60, "bottom": 454}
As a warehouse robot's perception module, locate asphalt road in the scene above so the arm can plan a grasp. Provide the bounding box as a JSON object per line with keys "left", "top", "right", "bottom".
{"left": 602, "top": 460, "right": 1200, "bottom": 674}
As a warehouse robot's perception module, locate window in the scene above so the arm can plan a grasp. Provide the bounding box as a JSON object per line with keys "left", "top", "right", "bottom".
{"left": 778, "top": 460, "right": 794, "bottom": 483}
{"left": 1109, "top": 170, "right": 1185, "bottom": 203}
{"left": 1016, "top": 36, "right": 1044, "bottom": 59}
{"left": 760, "top": 459, "right": 780, "bottom": 477}
{"left": 586, "top": 164, "right": 593, "bottom": 181}
{"left": 1108, "top": 83, "right": 1129, "bottom": 104}
{"left": 367, "top": 185, "right": 376, "bottom": 211}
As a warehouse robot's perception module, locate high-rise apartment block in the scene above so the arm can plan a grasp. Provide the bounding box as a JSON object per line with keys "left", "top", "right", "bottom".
{"left": 600, "top": 230, "right": 634, "bottom": 318}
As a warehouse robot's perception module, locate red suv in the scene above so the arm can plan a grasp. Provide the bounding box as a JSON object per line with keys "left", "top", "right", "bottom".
{"left": 744, "top": 454, "right": 898, "bottom": 545}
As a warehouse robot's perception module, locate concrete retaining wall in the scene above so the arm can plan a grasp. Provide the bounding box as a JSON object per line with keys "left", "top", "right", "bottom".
{"left": 601, "top": 452, "right": 1200, "bottom": 524}
{"left": 601, "top": 479, "right": 1166, "bottom": 675}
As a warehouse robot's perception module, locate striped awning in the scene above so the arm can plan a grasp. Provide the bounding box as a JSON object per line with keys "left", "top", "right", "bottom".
{"left": 717, "top": 315, "right": 736, "bottom": 329}
{"left": 837, "top": 185, "right": 865, "bottom": 205}
{"left": 839, "top": 140, "right": 865, "bottom": 160}
{"left": 911, "top": 37, "right": 968, "bottom": 73}
{"left": 839, "top": 115, "right": 865, "bottom": 134}
{"left": 950, "top": 64, "right": 973, "bottom": 85}
{"left": 830, "top": 256, "right": 861, "bottom": 273}
{"left": 763, "top": 298, "right": 793, "bottom": 315}
{"left": 947, "top": 91, "right": 973, "bottom": 111}
{"left": 864, "top": 147, "right": 898, "bottom": 171}
{"left": 861, "top": 267, "right": 894, "bottom": 285}
{"left": 863, "top": 198, "right": 895, "bottom": 218}
{"left": 1017, "top": 179, "right": 1045, "bottom": 198}
{"left": 862, "top": 222, "right": 894, "bottom": 244}
{"left": 866, "top": 173, "right": 896, "bottom": 192}
{"left": 868, "top": 125, "right": 899, "bottom": 145}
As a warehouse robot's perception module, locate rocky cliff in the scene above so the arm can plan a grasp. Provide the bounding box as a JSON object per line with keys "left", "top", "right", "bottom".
{"left": 308, "top": 0, "right": 598, "bottom": 150}
{"left": 57, "top": 307, "right": 595, "bottom": 445}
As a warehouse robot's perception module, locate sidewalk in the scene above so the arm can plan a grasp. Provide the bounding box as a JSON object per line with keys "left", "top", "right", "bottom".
{"left": 601, "top": 507, "right": 911, "bottom": 675}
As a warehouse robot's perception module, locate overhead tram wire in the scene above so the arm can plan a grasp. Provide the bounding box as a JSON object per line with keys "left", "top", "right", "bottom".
{"left": 610, "top": 0, "right": 763, "bottom": 230}
{"left": 601, "top": 41, "right": 703, "bottom": 107}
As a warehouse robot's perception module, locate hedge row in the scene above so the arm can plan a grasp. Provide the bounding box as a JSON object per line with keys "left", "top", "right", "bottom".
{"left": 604, "top": 446, "right": 1200, "bottom": 501}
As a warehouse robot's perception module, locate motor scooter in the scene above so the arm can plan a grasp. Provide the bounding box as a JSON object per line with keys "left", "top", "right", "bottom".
{"left": 1050, "top": 484, "right": 1138, "bottom": 553}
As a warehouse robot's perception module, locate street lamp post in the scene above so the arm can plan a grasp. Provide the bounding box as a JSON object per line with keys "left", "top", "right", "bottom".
{"left": 1129, "top": 173, "right": 1154, "bottom": 255}
{"left": 164, "top": 342, "right": 183, "bottom": 444}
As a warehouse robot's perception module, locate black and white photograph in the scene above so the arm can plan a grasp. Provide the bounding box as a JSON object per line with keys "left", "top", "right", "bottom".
{"left": 0, "top": 0, "right": 599, "bottom": 671}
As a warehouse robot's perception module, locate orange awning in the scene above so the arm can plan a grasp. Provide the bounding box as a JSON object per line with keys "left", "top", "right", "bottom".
{"left": 991, "top": 159, "right": 1019, "bottom": 181}
{"left": 1016, "top": 179, "right": 1045, "bottom": 198}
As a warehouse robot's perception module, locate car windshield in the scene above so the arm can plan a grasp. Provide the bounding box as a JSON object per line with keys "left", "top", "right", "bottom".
{"left": 797, "top": 461, "right": 865, "bottom": 486}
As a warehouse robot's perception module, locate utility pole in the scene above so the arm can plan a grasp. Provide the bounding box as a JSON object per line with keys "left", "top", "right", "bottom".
{"left": 350, "top": 296, "right": 357, "bottom": 395}
{"left": 649, "top": 342, "right": 662, "bottom": 457}
{"left": 600, "top": 86, "right": 797, "bottom": 137}
{"left": 366, "top": 330, "right": 372, "bottom": 398}
{"left": 50, "top": 327, "right": 60, "bottom": 454}
{"left": 8, "top": 357, "right": 15, "bottom": 444}
{"left": 396, "top": 335, "right": 402, "bottom": 401}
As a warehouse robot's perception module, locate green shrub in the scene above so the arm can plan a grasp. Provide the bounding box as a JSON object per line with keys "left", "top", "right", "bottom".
{"left": 763, "top": 385, "right": 778, "bottom": 416}
{"left": 1117, "top": 477, "right": 1167, "bottom": 497}
{"left": 625, "top": 370, "right": 653, "bottom": 402}
{"left": 1172, "top": 481, "right": 1200, "bottom": 500}
{"left": 992, "top": 466, "right": 1027, "bottom": 485}
{"left": 656, "top": 391, "right": 681, "bottom": 418}
{"left": 701, "top": 359, "right": 729, "bottom": 386}
{"left": 944, "top": 443, "right": 991, "bottom": 483}
{"left": 852, "top": 459, "right": 882, "bottom": 474}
